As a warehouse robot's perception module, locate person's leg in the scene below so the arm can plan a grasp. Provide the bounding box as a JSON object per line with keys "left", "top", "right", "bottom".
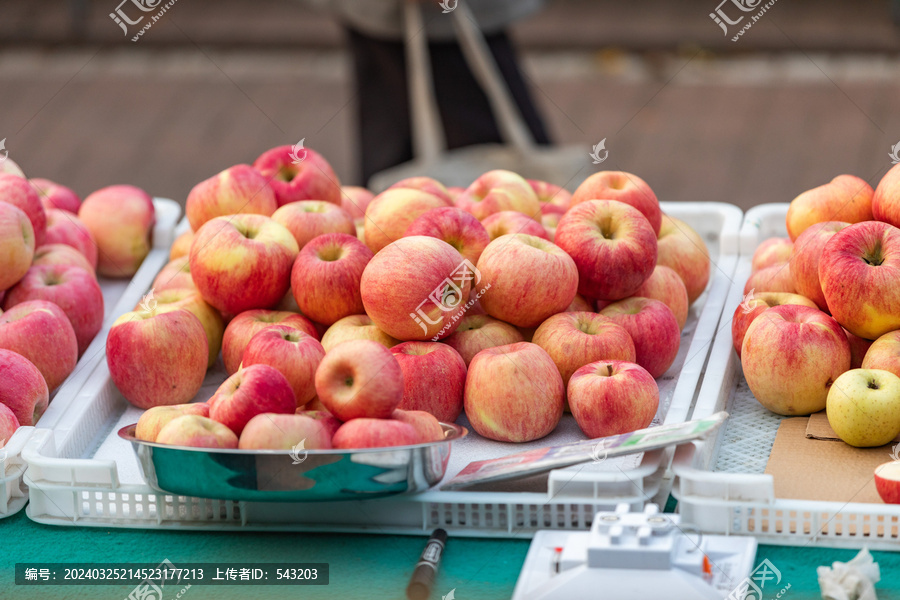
{"left": 429, "top": 30, "right": 551, "bottom": 150}
{"left": 347, "top": 26, "right": 551, "bottom": 183}
{"left": 484, "top": 30, "right": 551, "bottom": 146}
{"left": 346, "top": 28, "right": 413, "bottom": 183}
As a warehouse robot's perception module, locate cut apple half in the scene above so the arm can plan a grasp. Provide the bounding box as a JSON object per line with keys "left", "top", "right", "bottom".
{"left": 874, "top": 461, "right": 900, "bottom": 504}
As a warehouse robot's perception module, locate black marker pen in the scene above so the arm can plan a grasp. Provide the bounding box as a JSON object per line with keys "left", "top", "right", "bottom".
{"left": 406, "top": 528, "right": 448, "bottom": 600}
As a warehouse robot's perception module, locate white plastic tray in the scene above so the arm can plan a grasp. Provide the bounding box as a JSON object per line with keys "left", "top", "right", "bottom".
{"left": 0, "top": 198, "right": 181, "bottom": 519}
{"left": 22, "top": 202, "right": 743, "bottom": 537}
{"left": 673, "top": 203, "right": 900, "bottom": 550}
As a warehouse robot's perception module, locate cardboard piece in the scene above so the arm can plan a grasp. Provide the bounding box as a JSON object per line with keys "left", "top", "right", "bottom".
{"left": 765, "top": 417, "right": 891, "bottom": 504}
{"left": 806, "top": 410, "right": 900, "bottom": 443}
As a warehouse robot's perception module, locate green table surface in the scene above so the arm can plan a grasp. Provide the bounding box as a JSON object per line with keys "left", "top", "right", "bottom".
{"left": 2, "top": 509, "right": 899, "bottom": 600}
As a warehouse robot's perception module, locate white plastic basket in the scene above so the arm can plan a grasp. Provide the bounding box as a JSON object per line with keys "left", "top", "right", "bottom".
{"left": 0, "top": 198, "right": 181, "bottom": 519}
{"left": 673, "top": 203, "right": 900, "bottom": 550}
{"left": 22, "top": 202, "right": 742, "bottom": 537}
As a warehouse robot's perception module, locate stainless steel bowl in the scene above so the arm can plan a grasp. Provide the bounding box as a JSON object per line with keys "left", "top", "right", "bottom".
{"left": 118, "top": 422, "right": 467, "bottom": 502}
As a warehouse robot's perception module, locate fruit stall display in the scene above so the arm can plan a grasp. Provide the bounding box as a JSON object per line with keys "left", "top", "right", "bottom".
{"left": 1, "top": 147, "right": 741, "bottom": 532}
{"left": 672, "top": 164, "right": 900, "bottom": 550}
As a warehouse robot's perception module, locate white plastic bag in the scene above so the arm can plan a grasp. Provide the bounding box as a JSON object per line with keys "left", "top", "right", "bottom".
{"left": 818, "top": 547, "right": 880, "bottom": 600}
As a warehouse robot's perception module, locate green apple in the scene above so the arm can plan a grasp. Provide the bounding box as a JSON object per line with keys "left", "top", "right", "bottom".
{"left": 826, "top": 369, "right": 900, "bottom": 447}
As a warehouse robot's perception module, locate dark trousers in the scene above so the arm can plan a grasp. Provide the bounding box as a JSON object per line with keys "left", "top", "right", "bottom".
{"left": 346, "top": 28, "right": 551, "bottom": 184}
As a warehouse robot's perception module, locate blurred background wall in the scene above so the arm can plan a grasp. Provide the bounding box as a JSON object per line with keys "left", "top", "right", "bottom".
{"left": 1, "top": 0, "right": 899, "bottom": 209}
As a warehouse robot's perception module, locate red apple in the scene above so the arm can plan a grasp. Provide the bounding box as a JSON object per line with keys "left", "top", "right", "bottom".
{"left": 222, "top": 309, "right": 318, "bottom": 375}
{"left": 389, "top": 176, "right": 454, "bottom": 205}
{"left": 790, "top": 221, "right": 851, "bottom": 311}
{"left": 533, "top": 311, "right": 636, "bottom": 386}
{"left": 600, "top": 298, "right": 680, "bottom": 379}
{"left": 186, "top": 164, "right": 277, "bottom": 231}
{"left": 481, "top": 211, "right": 549, "bottom": 241}
{"left": 0, "top": 202, "right": 34, "bottom": 290}
{"left": 570, "top": 171, "right": 661, "bottom": 235}
{"left": 107, "top": 309, "right": 208, "bottom": 409}
{"left": 742, "top": 305, "right": 850, "bottom": 415}
{"left": 190, "top": 214, "right": 299, "bottom": 315}
{"left": 304, "top": 397, "right": 328, "bottom": 412}
{"left": 447, "top": 186, "right": 465, "bottom": 200}
{"left": 296, "top": 409, "right": 342, "bottom": 438}
{"left": 464, "top": 342, "right": 563, "bottom": 442}
{"left": 361, "top": 236, "right": 471, "bottom": 341}
{"left": 0, "top": 348, "right": 49, "bottom": 426}
{"left": 30, "top": 178, "right": 80, "bottom": 214}
{"left": 862, "top": 330, "right": 900, "bottom": 378}
{"left": 79, "top": 185, "right": 154, "bottom": 277}
{"left": 320, "top": 314, "right": 399, "bottom": 351}
{"left": 455, "top": 169, "right": 541, "bottom": 221}
{"left": 340, "top": 186, "right": 374, "bottom": 222}
{"left": 404, "top": 206, "right": 490, "bottom": 265}
{"left": 156, "top": 415, "right": 238, "bottom": 449}
{"left": 528, "top": 179, "right": 572, "bottom": 211}
{"left": 568, "top": 360, "right": 658, "bottom": 438}
{"left": 331, "top": 418, "right": 420, "bottom": 449}
{"left": 0, "top": 173, "right": 45, "bottom": 246}
{"left": 656, "top": 215, "right": 710, "bottom": 305}
{"left": 364, "top": 188, "right": 448, "bottom": 253}
{"left": 272, "top": 200, "right": 356, "bottom": 250}
{"left": 442, "top": 314, "right": 524, "bottom": 366}
{"left": 277, "top": 289, "right": 303, "bottom": 314}
{"left": 632, "top": 265, "right": 690, "bottom": 330}
{"left": 875, "top": 462, "right": 900, "bottom": 504}
{"left": 5, "top": 264, "right": 103, "bottom": 356}
{"left": 169, "top": 230, "right": 194, "bottom": 261}
{"left": 820, "top": 221, "right": 900, "bottom": 339}
{"left": 476, "top": 234, "right": 578, "bottom": 328}
{"left": 135, "top": 403, "right": 210, "bottom": 442}
{"left": 209, "top": 364, "right": 296, "bottom": 435}
{"left": 0, "top": 300, "right": 78, "bottom": 391}
{"left": 566, "top": 294, "right": 594, "bottom": 313}
{"left": 0, "top": 403, "right": 19, "bottom": 445}
{"left": 314, "top": 339, "right": 404, "bottom": 421}
{"left": 242, "top": 326, "right": 325, "bottom": 408}
{"left": 873, "top": 163, "right": 900, "bottom": 228}
{"left": 731, "top": 292, "right": 818, "bottom": 358}
{"left": 392, "top": 409, "right": 444, "bottom": 443}
{"left": 743, "top": 264, "right": 796, "bottom": 295}
{"left": 845, "top": 329, "right": 874, "bottom": 370}
{"left": 148, "top": 288, "right": 224, "bottom": 369}
{"left": 751, "top": 237, "right": 793, "bottom": 272}
{"left": 238, "top": 412, "right": 334, "bottom": 450}
{"left": 787, "top": 174, "right": 874, "bottom": 241}
{"left": 291, "top": 232, "right": 373, "bottom": 325}
{"left": 152, "top": 256, "right": 196, "bottom": 293}
{"left": 253, "top": 145, "right": 342, "bottom": 207}
{"left": 32, "top": 244, "right": 94, "bottom": 275}
{"left": 542, "top": 211, "right": 561, "bottom": 242}
{"left": 44, "top": 209, "right": 98, "bottom": 270}
{"left": 390, "top": 341, "right": 466, "bottom": 422}
{"left": 467, "top": 296, "right": 487, "bottom": 316}
{"left": 555, "top": 200, "right": 657, "bottom": 301}
{"left": 541, "top": 204, "right": 566, "bottom": 218}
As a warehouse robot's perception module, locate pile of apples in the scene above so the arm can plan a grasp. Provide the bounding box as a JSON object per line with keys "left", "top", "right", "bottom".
{"left": 0, "top": 157, "right": 158, "bottom": 449}
{"left": 110, "top": 144, "right": 712, "bottom": 452}
{"left": 733, "top": 165, "right": 900, "bottom": 449}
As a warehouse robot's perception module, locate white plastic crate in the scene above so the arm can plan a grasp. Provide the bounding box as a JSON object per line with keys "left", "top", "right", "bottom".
{"left": 673, "top": 203, "right": 900, "bottom": 550}
{"left": 0, "top": 198, "right": 181, "bottom": 519}
{"left": 22, "top": 202, "right": 743, "bottom": 537}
